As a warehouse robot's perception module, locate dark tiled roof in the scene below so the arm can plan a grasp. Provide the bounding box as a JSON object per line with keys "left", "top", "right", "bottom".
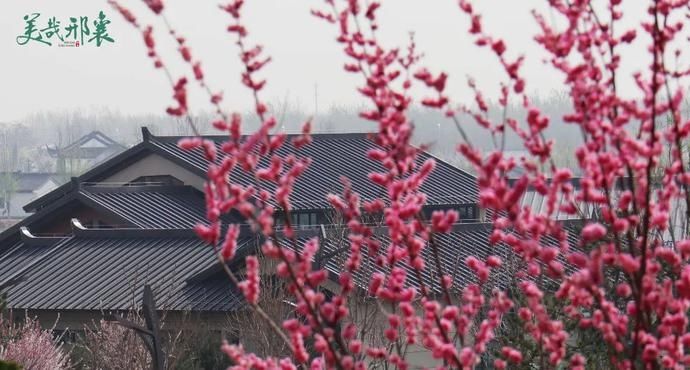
{"left": 4, "top": 229, "right": 245, "bottom": 312}
{"left": 311, "top": 224, "right": 504, "bottom": 293}
{"left": 25, "top": 129, "right": 479, "bottom": 213}
{"left": 148, "top": 132, "right": 479, "bottom": 210}
{"left": 0, "top": 240, "right": 56, "bottom": 288}
{"left": 1, "top": 220, "right": 582, "bottom": 312}
{"left": 78, "top": 185, "right": 212, "bottom": 229}
{"left": 305, "top": 221, "right": 582, "bottom": 293}
{"left": 0, "top": 184, "right": 217, "bottom": 249}
{"left": 518, "top": 191, "right": 593, "bottom": 220}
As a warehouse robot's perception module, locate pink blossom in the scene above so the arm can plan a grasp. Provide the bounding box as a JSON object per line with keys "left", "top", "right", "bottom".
{"left": 220, "top": 224, "right": 240, "bottom": 260}
{"left": 116, "top": 0, "right": 690, "bottom": 368}
{"left": 581, "top": 223, "right": 607, "bottom": 242}
{"left": 238, "top": 256, "right": 260, "bottom": 304}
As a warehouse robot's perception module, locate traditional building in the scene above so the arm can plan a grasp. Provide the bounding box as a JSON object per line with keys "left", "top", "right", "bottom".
{"left": 0, "top": 172, "right": 59, "bottom": 221}
{"left": 47, "top": 130, "right": 126, "bottom": 178}
{"left": 0, "top": 126, "right": 580, "bottom": 359}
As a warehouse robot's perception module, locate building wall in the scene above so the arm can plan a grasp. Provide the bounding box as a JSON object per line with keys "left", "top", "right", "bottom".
{"left": 34, "top": 180, "right": 59, "bottom": 198}
{"left": 319, "top": 280, "right": 443, "bottom": 366}
{"left": 102, "top": 153, "right": 204, "bottom": 189}
{"left": 5, "top": 192, "right": 32, "bottom": 218}
{"left": 16, "top": 303, "right": 440, "bottom": 366}
{"left": 2, "top": 180, "right": 59, "bottom": 218}
{"left": 15, "top": 309, "right": 234, "bottom": 331}
{"left": 36, "top": 205, "right": 124, "bottom": 235}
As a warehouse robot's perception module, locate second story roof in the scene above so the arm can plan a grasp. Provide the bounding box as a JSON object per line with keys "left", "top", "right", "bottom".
{"left": 26, "top": 128, "right": 479, "bottom": 213}
{"left": 78, "top": 183, "right": 215, "bottom": 229}
{"left": 1, "top": 226, "right": 245, "bottom": 312}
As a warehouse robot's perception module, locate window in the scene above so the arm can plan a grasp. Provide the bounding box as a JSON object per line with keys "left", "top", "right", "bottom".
{"left": 279, "top": 211, "right": 319, "bottom": 228}
{"left": 424, "top": 205, "right": 477, "bottom": 222}
{"left": 82, "top": 219, "right": 111, "bottom": 228}
{"left": 457, "top": 205, "right": 477, "bottom": 220}
{"left": 128, "top": 175, "right": 183, "bottom": 186}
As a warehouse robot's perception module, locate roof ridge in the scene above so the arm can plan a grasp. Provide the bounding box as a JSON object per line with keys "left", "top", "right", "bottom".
{"left": 145, "top": 129, "right": 375, "bottom": 143}
{"left": 61, "top": 221, "right": 518, "bottom": 240}
{"left": 79, "top": 183, "right": 198, "bottom": 195}
{"left": 19, "top": 227, "right": 67, "bottom": 247}
{"left": 58, "top": 130, "right": 123, "bottom": 150}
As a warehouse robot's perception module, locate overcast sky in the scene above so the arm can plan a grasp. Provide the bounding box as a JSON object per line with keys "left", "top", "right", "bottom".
{"left": 0, "top": 1, "right": 651, "bottom": 123}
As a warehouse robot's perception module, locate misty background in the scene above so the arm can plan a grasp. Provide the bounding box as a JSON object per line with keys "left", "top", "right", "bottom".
{"left": 0, "top": 95, "right": 582, "bottom": 176}
{"left": 0, "top": 0, "right": 661, "bottom": 176}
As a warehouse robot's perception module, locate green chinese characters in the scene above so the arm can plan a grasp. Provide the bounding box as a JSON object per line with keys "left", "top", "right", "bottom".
{"left": 17, "top": 11, "right": 114, "bottom": 47}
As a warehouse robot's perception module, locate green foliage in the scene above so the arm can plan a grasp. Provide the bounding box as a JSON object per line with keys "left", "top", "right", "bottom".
{"left": 173, "top": 334, "right": 230, "bottom": 370}
{"left": 483, "top": 277, "right": 612, "bottom": 369}
{"left": 0, "top": 361, "right": 21, "bottom": 370}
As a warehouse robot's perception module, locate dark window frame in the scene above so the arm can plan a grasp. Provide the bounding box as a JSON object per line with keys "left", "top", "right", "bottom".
{"left": 424, "top": 204, "right": 478, "bottom": 222}
{"left": 128, "top": 175, "right": 184, "bottom": 186}
{"left": 281, "top": 210, "right": 320, "bottom": 228}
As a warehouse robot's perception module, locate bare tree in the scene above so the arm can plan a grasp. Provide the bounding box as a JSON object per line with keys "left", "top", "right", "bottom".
{"left": 225, "top": 245, "right": 294, "bottom": 358}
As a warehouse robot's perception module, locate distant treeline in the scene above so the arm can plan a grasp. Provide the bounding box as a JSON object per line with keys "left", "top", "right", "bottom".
{"left": 1, "top": 93, "right": 586, "bottom": 173}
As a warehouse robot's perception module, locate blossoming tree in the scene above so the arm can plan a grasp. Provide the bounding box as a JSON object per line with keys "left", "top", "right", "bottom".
{"left": 112, "top": 0, "right": 690, "bottom": 368}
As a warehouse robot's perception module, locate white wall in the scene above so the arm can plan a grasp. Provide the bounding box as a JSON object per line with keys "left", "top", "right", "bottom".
{"left": 5, "top": 192, "right": 32, "bottom": 218}
{"left": 4, "top": 179, "right": 59, "bottom": 218}
{"left": 102, "top": 153, "right": 205, "bottom": 189}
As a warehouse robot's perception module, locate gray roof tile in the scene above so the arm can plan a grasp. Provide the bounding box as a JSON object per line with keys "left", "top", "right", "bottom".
{"left": 5, "top": 230, "right": 245, "bottom": 312}
{"left": 79, "top": 185, "right": 213, "bottom": 229}
{"left": 149, "top": 133, "right": 479, "bottom": 210}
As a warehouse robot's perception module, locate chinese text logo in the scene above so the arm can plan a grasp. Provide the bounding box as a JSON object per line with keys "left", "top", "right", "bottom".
{"left": 16, "top": 11, "right": 115, "bottom": 47}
